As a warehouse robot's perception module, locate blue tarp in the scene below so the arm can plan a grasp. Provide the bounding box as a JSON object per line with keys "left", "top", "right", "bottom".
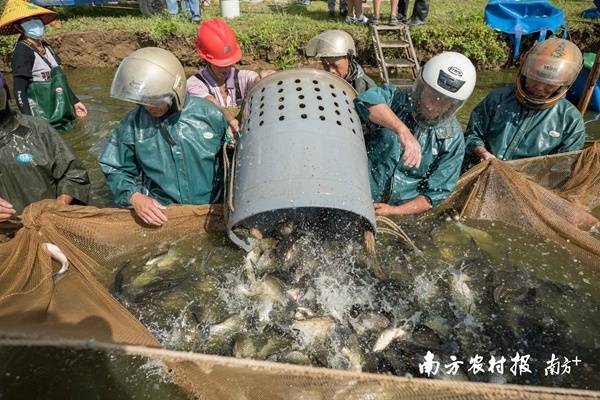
{"left": 582, "top": 0, "right": 600, "bottom": 19}
{"left": 484, "top": 0, "right": 566, "bottom": 60}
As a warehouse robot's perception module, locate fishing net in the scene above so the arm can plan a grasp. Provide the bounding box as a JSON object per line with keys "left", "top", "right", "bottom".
{"left": 1, "top": 146, "right": 600, "bottom": 398}
{"left": 436, "top": 142, "right": 600, "bottom": 268}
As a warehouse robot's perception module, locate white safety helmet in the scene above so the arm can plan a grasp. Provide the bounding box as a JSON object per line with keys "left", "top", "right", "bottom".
{"left": 305, "top": 30, "right": 356, "bottom": 58}
{"left": 411, "top": 52, "right": 476, "bottom": 126}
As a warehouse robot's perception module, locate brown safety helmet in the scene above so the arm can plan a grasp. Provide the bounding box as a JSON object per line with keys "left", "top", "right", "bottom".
{"left": 515, "top": 38, "right": 583, "bottom": 110}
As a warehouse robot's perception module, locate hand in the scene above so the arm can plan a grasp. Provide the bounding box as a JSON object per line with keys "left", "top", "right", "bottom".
{"left": 130, "top": 192, "right": 167, "bottom": 226}
{"left": 397, "top": 129, "right": 421, "bottom": 168}
{"left": 74, "top": 102, "right": 87, "bottom": 118}
{"left": 373, "top": 203, "right": 398, "bottom": 217}
{"left": 474, "top": 146, "right": 496, "bottom": 162}
{"left": 259, "top": 70, "right": 276, "bottom": 79}
{"left": 56, "top": 194, "right": 73, "bottom": 205}
{"left": 0, "top": 197, "right": 16, "bottom": 222}
{"left": 227, "top": 118, "right": 240, "bottom": 134}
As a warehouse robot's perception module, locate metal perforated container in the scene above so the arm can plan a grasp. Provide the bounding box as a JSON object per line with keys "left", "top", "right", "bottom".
{"left": 227, "top": 69, "right": 376, "bottom": 249}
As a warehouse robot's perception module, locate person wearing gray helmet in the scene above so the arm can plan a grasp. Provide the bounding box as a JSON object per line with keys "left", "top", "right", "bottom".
{"left": 306, "top": 30, "right": 376, "bottom": 94}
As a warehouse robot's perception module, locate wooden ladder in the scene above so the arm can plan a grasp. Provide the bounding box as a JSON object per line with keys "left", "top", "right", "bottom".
{"left": 371, "top": 24, "right": 420, "bottom": 89}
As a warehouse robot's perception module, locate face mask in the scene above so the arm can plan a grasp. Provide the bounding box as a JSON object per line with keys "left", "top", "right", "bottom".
{"left": 20, "top": 19, "right": 45, "bottom": 40}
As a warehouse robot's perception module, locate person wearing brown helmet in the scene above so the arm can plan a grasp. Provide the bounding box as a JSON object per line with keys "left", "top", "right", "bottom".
{"left": 463, "top": 38, "right": 586, "bottom": 171}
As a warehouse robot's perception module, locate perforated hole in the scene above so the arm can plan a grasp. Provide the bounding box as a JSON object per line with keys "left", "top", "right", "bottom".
{"left": 260, "top": 96, "right": 264, "bottom": 102}
{"left": 299, "top": 94, "right": 305, "bottom": 99}
{"left": 278, "top": 105, "right": 284, "bottom": 110}
{"left": 260, "top": 103, "right": 264, "bottom": 109}
{"left": 314, "top": 87, "right": 321, "bottom": 92}
{"left": 336, "top": 120, "right": 342, "bottom": 126}
{"left": 312, "top": 80, "right": 318, "bottom": 84}
{"left": 317, "top": 95, "right": 323, "bottom": 100}
{"left": 296, "top": 87, "right": 302, "bottom": 91}
{"left": 295, "top": 79, "right": 301, "bottom": 83}
{"left": 350, "top": 117, "right": 354, "bottom": 123}
{"left": 301, "top": 114, "right": 307, "bottom": 119}
{"left": 320, "top": 116, "right": 326, "bottom": 121}
{"left": 299, "top": 103, "right": 306, "bottom": 108}
{"left": 334, "top": 102, "right": 339, "bottom": 107}
{"left": 259, "top": 111, "right": 264, "bottom": 116}
{"left": 345, "top": 99, "right": 350, "bottom": 105}
{"left": 261, "top": 88, "right": 265, "bottom": 93}
{"left": 279, "top": 116, "right": 285, "bottom": 121}
{"left": 332, "top": 92, "right": 337, "bottom": 97}
{"left": 352, "top": 128, "right": 357, "bottom": 135}
{"left": 335, "top": 110, "right": 341, "bottom": 115}
{"left": 329, "top": 84, "right": 334, "bottom": 89}
{"left": 318, "top": 106, "right": 324, "bottom": 111}
{"left": 342, "top": 90, "right": 347, "bottom": 96}
{"left": 277, "top": 81, "right": 283, "bottom": 85}
{"left": 348, "top": 108, "right": 352, "bottom": 114}
{"left": 259, "top": 121, "right": 264, "bottom": 126}
{"left": 279, "top": 97, "right": 284, "bottom": 102}
{"left": 278, "top": 88, "right": 283, "bottom": 93}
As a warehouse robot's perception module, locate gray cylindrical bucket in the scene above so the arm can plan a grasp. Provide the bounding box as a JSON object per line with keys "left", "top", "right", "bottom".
{"left": 220, "top": 0, "right": 240, "bottom": 18}
{"left": 227, "top": 69, "right": 376, "bottom": 250}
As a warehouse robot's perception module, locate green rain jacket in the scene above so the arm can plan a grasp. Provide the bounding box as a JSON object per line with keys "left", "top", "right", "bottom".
{"left": 463, "top": 85, "right": 586, "bottom": 169}
{"left": 355, "top": 85, "right": 465, "bottom": 207}
{"left": 0, "top": 112, "right": 90, "bottom": 214}
{"left": 99, "top": 96, "right": 228, "bottom": 207}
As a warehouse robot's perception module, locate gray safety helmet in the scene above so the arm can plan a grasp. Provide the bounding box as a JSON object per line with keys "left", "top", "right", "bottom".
{"left": 305, "top": 30, "right": 356, "bottom": 58}
{"left": 111, "top": 47, "right": 187, "bottom": 111}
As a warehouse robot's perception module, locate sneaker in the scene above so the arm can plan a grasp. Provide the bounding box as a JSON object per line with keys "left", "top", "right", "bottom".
{"left": 369, "top": 16, "right": 380, "bottom": 26}
{"left": 191, "top": 16, "right": 201, "bottom": 23}
{"left": 408, "top": 18, "right": 425, "bottom": 26}
{"left": 355, "top": 14, "right": 369, "bottom": 24}
{"left": 345, "top": 15, "right": 356, "bottom": 23}
{"left": 340, "top": 8, "right": 348, "bottom": 18}
{"left": 389, "top": 15, "right": 401, "bottom": 25}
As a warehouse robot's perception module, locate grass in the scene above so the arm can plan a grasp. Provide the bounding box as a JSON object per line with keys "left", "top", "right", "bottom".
{"left": 0, "top": 0, "right": 598, "bottom": 69}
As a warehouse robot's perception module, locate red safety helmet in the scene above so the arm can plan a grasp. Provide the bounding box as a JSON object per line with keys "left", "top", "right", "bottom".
{"left": 195, "top": 18, "right": 242, "bottom": 67}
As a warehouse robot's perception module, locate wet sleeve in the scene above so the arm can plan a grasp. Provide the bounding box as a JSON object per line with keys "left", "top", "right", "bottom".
{"left": 98, "top": 119, "right": 143, "bottom": 207}
{"left": 13, "top": 76, "right": 32, "bottom": 115}
{"left": 421, "top": 133, "right": 466, "bottom": 207}
{"left": 354, "top": 84, "right": 397, "bottom": 123}
{"left": 557, "top": 107, "right": 586, "bottom": 153}
{"left": 11, "top": 43, "right": 35, "bottom": 115}
{"left": 464, "top": 95, "right": 493, "bottom": 154}
{"left": 198, "top": 97, "right": 229, "bottom": 141}
{"left": 45, "top": 122, "right": 91, "bottom": 203}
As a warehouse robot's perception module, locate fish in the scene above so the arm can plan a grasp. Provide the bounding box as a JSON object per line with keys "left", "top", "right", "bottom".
{"left": 373, "top": 327, "right": 408, "bottom": 352}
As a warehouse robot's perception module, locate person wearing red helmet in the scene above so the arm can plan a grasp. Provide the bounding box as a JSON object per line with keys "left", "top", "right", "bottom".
{"left": 187, "top": 18, "right": 273, "bottom": 135}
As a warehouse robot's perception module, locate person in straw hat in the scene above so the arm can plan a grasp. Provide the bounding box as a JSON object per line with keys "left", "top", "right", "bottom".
{"left": 0, "top": 0, "right": 86, "bottom": 130}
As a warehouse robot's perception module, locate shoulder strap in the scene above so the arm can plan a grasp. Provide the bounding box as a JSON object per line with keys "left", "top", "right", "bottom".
{"left": 20, "top": 40, "right": 54, "bottom": 69}
{"left": 233, "top": 68, "right": 243, "bottom": 106}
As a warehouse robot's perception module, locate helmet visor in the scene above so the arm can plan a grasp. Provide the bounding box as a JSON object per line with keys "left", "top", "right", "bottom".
{"left": 521, "top": 53, "right": 582, "bottom": 87}
{"left": 411, "top": 77, "right": 464, "bottom": 126}
{"left": 111, "top": 57, "right": 176, "bottom": 107}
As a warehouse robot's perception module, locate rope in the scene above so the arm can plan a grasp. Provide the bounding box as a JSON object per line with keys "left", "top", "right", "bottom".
{"left": 376, "top": 216, "right": 422, "bottom": 255}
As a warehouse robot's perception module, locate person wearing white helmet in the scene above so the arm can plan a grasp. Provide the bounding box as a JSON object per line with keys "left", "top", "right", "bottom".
{"left": 355, "top": 52, "right": 476, "bottom": 216}
{"left": 463, "top": 38, "right": 585, "bottom": 170}
{"left": 306, "top": 30, "right": 376, "bottom": 94}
